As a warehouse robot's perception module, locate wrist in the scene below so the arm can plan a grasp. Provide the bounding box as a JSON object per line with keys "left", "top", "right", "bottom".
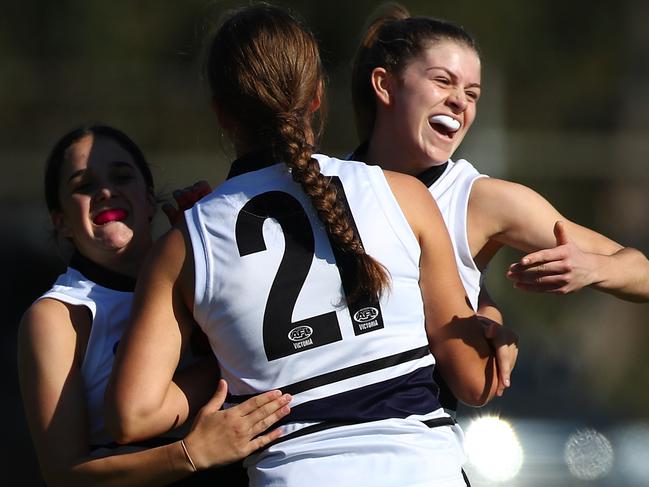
{"left": 180, "top": 439, "right": 198, "bottom": 472}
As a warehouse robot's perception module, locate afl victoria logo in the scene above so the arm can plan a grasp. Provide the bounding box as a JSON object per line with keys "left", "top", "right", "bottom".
{"left": 288, "top": 325, "right": 313, "bottom": 342}
{"left": 353, "top": 307, "right": 379, "bottom": 323}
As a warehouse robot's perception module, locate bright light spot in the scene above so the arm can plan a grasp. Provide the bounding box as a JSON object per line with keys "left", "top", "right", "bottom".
{"left": 464, "top": 416, "right": 524, "bottom": 482}
{"left": 615, "top": 423, "right": 649, "bottom": 485}
{"left": 564, "top": 428, "right": 614, "bottom": 480}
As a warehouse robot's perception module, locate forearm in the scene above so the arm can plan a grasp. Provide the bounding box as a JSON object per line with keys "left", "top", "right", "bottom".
{"left": 429, "top": 316, "right": 498, "bottom": 407}
{"left": 107, "top": 381, "right": 191, "bottom": 444}
{"left": 44, "top": 441, "right": 195, "bottom": 487}
{"left": 590, "top": 247, "right": 649, "bottom": 302}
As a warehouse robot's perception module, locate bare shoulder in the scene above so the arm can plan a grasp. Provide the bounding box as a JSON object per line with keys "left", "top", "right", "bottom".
{"left": 144, "top": 225, "right": 189, "bottom": 279}
{"left": 471, "top": 177, "right": 553, "bottom": 210}
{"left": 18, "top": 298, "right": 90, "bottom": 366}
{"left": 382, "top": 169, "right": 446, "bottom": 239}
{"left": 382, "top": 169, "right": 436, "bottom": 210}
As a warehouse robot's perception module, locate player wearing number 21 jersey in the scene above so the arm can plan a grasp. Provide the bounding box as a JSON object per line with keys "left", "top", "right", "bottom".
{"left": 185, "top": 151, "right": 467, "bottom": 486}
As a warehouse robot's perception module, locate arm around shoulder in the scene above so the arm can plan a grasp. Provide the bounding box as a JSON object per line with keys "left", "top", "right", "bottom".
{"left": 385, "top": 171, "right": 499, "bottom": 406}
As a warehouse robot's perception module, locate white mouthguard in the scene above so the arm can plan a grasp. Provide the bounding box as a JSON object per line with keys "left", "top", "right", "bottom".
{"left": 429, "top": 115, "right": 461, "bottom": 131}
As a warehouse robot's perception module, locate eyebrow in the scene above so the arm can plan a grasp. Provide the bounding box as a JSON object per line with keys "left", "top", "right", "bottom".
{"left": 426, "top": 66, "right": 481, "bottom": 89}
{"left": 67, "top": 169, "right": 85, "bottom": 182}
{"left": 66, "top": 160, "right": 135, "bottom": 183}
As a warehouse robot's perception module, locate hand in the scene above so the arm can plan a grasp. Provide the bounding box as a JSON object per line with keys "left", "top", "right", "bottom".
{"left": 480, "top": 318, "right": 518, "bottom": 397}
{"left": 182, "top": 379, "right": 291, "bottom": 469}
{"left": 162, "top": 180, "right": 212, "bottom": 226}
{"left": 506, "top": 221, "right": 595, "bottom": 294}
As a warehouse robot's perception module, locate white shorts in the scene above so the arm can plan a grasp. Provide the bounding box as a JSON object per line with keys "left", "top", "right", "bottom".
{"left": 247, "top": 416, "right": 467, "bottom": 487}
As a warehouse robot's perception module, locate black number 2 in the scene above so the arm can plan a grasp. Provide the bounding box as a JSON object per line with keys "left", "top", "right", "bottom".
{"left": 235, "top": 184, "right": 383, "bottom": 362}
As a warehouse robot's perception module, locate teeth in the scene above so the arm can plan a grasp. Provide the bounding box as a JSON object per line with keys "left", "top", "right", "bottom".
{"left": 430, "top": 115, "right": 460, "bottom": 131}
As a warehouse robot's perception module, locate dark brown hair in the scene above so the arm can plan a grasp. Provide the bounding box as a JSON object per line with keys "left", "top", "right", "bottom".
{"left": 44, "top": 124, "right": 153, "bottom": 212}
{"left": 206, "top": 3, "right": 389, "bottom": 302}
{"left": 352, "top": 3, "right": 479, "bottom": 142}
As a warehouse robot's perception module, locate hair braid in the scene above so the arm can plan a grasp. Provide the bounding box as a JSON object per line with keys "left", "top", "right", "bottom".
{"left": 207, "top": 3, "right": 391, "bottom": 303}
{"left": 277, "top": 114, "right": 390, "bottom": 303}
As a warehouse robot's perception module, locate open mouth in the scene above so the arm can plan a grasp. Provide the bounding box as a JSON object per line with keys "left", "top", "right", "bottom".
{"left": 93, "top": 208, "right": 128, "bottom": 225}
{"left": 429, "top": 114, "right": 461, "bottom": 138}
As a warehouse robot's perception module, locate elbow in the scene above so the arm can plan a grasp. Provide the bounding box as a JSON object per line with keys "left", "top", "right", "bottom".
{"left": 454, "top": 356, "right": 499, "bottom": 408}
{"left": 104, "top": 389, "right": 155, "bottom": 444}
{"left": 104, "top": 402, "right": 142, "bottom": 444}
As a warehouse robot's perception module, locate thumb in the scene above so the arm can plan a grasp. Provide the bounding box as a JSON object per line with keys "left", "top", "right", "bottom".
{"left": 554, "top": 220, "right": 569, "bottom": 246}
{"left": 203, "top": 379, "right": 228, "bottom": 412}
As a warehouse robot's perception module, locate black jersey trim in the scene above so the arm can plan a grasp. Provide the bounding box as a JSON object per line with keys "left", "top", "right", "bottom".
{"left": 70, "top": 252, "right": 136, "bottom": 292}
{"left": 348, "top": 141, "right": 369, "bottom": 162}
{"left": 349, "top": 141, "right": 449, "bottom": 189}
{"left": 261, "top": 411, "right": 456, "bottom": 451}
{"left": 416, "top": 162, "right": 449, "bottom": 188}
{"left": 226, "top": 148, "right": 279, "bottom": 180}
{"left": 227, "top": 345, "right": 431, "bottom": 402}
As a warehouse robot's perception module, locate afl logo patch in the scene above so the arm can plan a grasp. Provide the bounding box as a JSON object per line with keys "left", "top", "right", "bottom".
{"left": 288, "top": 325, "right": 313, "bottom": 342}
{"left": 353, "top": 307, "right": 379, "bottom": 323}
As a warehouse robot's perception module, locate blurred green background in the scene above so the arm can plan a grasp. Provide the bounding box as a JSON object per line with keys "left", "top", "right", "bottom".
{"left": 3, "top": 1, "right": 648, "bottom": 485}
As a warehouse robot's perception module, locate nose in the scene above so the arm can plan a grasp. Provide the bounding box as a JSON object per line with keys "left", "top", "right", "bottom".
{"left": 94, "top": 185, "right": 116, "bottom": 202}
{"left": 446, "top": 88, "right": 468, "bottom": 112}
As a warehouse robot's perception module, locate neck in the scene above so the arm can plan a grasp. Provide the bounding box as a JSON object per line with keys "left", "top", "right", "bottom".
{"left": 366, "top": 119, "right": 446, "bottom": 176}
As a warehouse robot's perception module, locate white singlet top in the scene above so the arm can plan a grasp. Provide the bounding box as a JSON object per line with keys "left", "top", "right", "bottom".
{"left": 186, "top": 152, "right": 467, "bottom": 487}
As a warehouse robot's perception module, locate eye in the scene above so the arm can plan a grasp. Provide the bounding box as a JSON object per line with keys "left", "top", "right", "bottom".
{"left": 110, "top": 165, "right": 137, "bottom": 185}
{"left": 434, "top": 77, "right": 451, "bottom": 86}
{"left": 70, "top": 179, "right": 95, "bottom": 194}
{"left": 466, "top": 90, "right": 480, "bottom": 102}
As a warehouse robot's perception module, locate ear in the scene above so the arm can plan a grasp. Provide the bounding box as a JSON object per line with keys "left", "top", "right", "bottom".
{"left": 212, "top": 96, "right": 235, "bottom": 132}
{"left": 370, "top": 67, "right": 393, "bottom": 107}
{"left": 309, "top": 80, "right": 324, "bottom": 113}
{"left": 50, "top": 210, "right": 73, "bottom": 239}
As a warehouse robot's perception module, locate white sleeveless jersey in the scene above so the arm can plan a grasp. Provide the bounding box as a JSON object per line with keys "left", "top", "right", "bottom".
{"left": 427, "top": 159, "right": 487, "bottom": 310}
{"left": 39, "top": 267, "right": 132, "bottom": 446}
{"left": 187, "top": 153, "right": 465, "bottom": 486}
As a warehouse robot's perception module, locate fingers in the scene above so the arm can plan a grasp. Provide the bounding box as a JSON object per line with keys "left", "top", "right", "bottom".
{"left": 512, "top": 247, "right": 568, "bottom": 269}
{"left": 482, "top": 321, "right": 518, "bottom": 397}
{"left": 248, "top": 426, "right": 285, "bottom": 452}
{"left": 192, "top": 180, "right": 212, "bottom": 198}
{"left": 247, "top": 394, "right": 292, "bottom": 436}
{"left": 235, "top": 389, "right": 285, "bottom": 416}
{"left": 495, "top": 345, "right": 517, "bottom": 396}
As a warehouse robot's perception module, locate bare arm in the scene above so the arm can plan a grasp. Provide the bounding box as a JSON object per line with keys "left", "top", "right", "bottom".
{"left": 469, "top": 177, "right": 649, "bottom": 302}
{"left": 17, "top": 299, "right": 200, "bottom": 487}
{"left": 105, "top": 224, "right": 291, "bottom": 465}
{"left": 476, "top": 286, "right": 503, "bottom": 324}
{"left": 385, "top": 171, "right": 500, "bottom": 407}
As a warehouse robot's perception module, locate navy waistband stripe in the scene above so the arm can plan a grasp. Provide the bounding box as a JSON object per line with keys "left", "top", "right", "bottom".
{"left": 227, "top": 345, "right": 431, "bottom": 403}
{"left": 260, "top": 415, "right": 456, "bottom": 451}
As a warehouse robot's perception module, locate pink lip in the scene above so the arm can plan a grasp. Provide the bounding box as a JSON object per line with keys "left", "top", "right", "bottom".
{"left": 93, "top": 208, "right": 127, "bottom": 225}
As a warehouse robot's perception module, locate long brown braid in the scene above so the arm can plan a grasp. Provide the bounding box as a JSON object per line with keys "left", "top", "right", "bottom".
{"left": 206, "top": 3, "right": 390, "bottom": 303}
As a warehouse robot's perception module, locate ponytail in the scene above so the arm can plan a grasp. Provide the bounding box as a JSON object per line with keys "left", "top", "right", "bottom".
{"left": 207, "top": 4, "right": 390, "bottom": 303}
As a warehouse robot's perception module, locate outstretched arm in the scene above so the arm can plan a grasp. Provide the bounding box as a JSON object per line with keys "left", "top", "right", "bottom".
{"left": 469, "top": 177, "right": 649, "bottom": 303}
{"left": 507, "top": 220, "right": 649, "bottom": 302}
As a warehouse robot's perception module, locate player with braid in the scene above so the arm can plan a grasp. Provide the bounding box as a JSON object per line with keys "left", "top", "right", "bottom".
{"left": 106, "top": 4, "right": 517, "bottom": 486}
